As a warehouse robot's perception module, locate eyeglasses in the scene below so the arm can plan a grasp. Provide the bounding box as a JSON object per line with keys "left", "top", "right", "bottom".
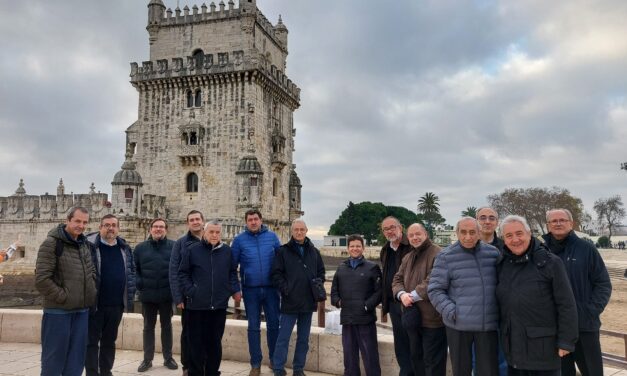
{"left": 102, "top": 223, "right": 117, "bottom": 229}
{"left": 549, "top": 218, "right": 570, "bottom": 225}
{"left": 151, "top": 225, "right": 166, "bottom": 229}
{"left": 478, "top": 215, "right": 497, "bottom": 222}
{"left": 382, "top": 225, "right": 398, "bottom": 232}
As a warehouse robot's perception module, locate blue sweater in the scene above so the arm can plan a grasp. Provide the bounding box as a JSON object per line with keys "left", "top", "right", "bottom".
{"left": 231, "top": 225, "right": 281, "bottom": 288}
{"left": 98, "top": 241, "right": 126, "bottom": 307}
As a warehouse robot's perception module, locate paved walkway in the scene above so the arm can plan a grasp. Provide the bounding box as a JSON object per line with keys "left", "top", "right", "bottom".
{"left": 0, "top": 342, "right": 335, "bottom": 376}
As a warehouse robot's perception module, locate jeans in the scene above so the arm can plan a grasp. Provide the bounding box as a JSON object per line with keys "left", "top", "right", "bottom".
{"left": 141, "top": 301, "right": 173, "bottom": 361}
{"left": 41, "top": 309, "right": 89, "bottom": 376}
{"left": 243, "top": 286, "right": 280, "bottom": 367}
{"left": 272, "top": 312, "right": 313, "bottom": 372}
{"left": 86, "top": 305, "right": 124, "bottom": 376}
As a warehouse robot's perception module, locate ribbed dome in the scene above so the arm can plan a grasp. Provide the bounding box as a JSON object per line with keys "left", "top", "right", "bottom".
{"left": 289, "top": 170, "right": 301, "bottom": 186}
{"left": 236, "top": 156, "right": 263, "bottom": 174}
{"left": 112, "top": 155, "right": 143, "bottom": 185}
{"left": 148, "top": 0, "right": 165, "bottom": 6}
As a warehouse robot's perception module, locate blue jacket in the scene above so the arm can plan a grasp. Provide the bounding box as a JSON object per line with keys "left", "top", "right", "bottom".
{"left": 542, "top": 231, "right": 612, "bottom": 331}
{"left": 169, "top": 231, "right": 201, "bottom": 305}
{"left": 134, "top": 236, "right": 175, "bottom": 303}
{"left": 231, "top": 225, "right": 281, "bottom": 288}
{"left": 86, "top": 233, "right": 136, "bottom": 312}
{"left": 428, "top": 240, "right": 499, "bottom": 332}
{"left": 178, "top": 240, "right": 240, "bottom": 310}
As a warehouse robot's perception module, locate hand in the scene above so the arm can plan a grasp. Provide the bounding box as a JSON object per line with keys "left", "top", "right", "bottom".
{"left": 558, "top": 348, "right": 570, "bottom": 357}
{"left": 336, "top": 299, "right": 341, "bottom": 308}
{"left": 400, "top": 293, "right": 414, "bottom": 307}
{"left": 232, "top": 292, "right": 242, "bottom": 304}
{"left": 176, "top": 303, "right": 184, "bottom": 309}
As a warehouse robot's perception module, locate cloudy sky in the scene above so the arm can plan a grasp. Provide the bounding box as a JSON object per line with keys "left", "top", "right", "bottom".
{"left": 1, "top": 0, "right": 626, "bottom": 239}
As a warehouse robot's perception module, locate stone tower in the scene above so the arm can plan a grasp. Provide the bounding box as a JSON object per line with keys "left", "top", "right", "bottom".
{"left": 125, "top": 0, "right": 303, "bottom": 239}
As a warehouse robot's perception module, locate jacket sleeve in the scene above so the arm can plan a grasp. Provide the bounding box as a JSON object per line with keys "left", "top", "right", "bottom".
{"left": 391, "top": 256, "right": 407, "bottom": 298}
{"left": 587, "top": 245, "right": 612, "bottom": 316}
{"left": 330, "top": 266, "right": 341, "bottom": 308}
{"left": 551, "top": 258, "right": 579, "bottom": 352}
{"left": 273, "top": 233, "right": 281, "bottom": 252}
{"left": 169, "top": 240, "right": 184, "bottom": 304}
{"left": 35, "top": 238, "right": 66, "bottom": 304}
{"left": 415, "top": 251, "right": 437, "bottom": 301}
{"left": 365, "top": 264, "right": 382, "bottom": 311}
{"left": 316, "top": 250, "right": 326, "bottom": 280}
{"left": 126, "top": 246, "right": 136, "bottom": 311}
{"left": 271, "top": 248, "right": 288, "bottom": 295}
{"left": 230, "top": 249, "right": 241, "bottom": 294}
{"left": 134, "top": 246, "right": 143, "bottom": 291}
{"left": 178, "top": 245, "right": 195, "bottom": 298}
{"left": 428, "top": 252, "right": 455, "bottom": 321}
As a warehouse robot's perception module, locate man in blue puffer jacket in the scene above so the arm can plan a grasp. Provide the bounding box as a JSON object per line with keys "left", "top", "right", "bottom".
{"left": 428, "top": 217, "right": 500, "bottom": 376}
{"left": 231, "top": 209, "right": 282, "bottom": 376}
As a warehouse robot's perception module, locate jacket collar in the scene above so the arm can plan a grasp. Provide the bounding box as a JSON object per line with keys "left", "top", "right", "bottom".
{"left": 245, "top": 224, "right": 269, "bottom": 236}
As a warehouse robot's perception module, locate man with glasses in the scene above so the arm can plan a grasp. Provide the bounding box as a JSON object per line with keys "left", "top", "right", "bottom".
{"left": 85, "top": 214, "right": 136, "bottom": 376}
{"left": 135, "top": 218, "right": 178, "bottom": 372}
{"left": 476, "top": 207, "right": 504, "bottom": 252}
{"left": 379, "top": 216, "right": 413, "bottom": 376}
{"left": 543, "top": 209, "right": 612, "bottom": 376}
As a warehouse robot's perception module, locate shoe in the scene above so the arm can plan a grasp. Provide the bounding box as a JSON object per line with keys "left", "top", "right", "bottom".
{"left": 249, "top": 367, "right": 261, "bottom": 376}
{"left": 138, "top": 360, "right": 152, "bottom": 372}
{"left": 273, "top": 370, "right": 287, "bottom": 376}
{"left": 293, "top": 371, "right": 306, "bottom": 376}
{"left": 165, "top": 358, "right": 179, "bottom": 370}
{"left": 182, "top": 369, "right": 188, "bottom": 376}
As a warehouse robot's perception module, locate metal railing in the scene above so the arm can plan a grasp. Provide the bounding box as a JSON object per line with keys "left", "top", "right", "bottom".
{"left": 601, "top": 329, "right": 627, "bottom": 368}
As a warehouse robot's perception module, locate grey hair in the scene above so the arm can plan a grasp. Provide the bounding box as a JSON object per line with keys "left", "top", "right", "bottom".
{"left": 476, "top": 207, "right": 498, "bottom": 220}
{"left": 291, "top": 218, "right": 307, "bottom": 229}
{"left": 381, "top": 216, "right": 402, "bottom": 228}
{"left": 546, "top": 208, "right": 573, "bottom": 222}
{"left": 408, "top": 222, "right": 428, "bottom": 236}
{"left": 499, "top": 215, "right": 531, "bottom": 234}
{"left": 204, "top": 219, "right": 222, "bottom": 230}
{"left": 456, "top": 217, "right": 480, "bottom": 232}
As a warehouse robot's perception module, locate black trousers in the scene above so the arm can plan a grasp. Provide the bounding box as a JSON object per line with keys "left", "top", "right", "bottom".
{"left": 406, "top": 326, "right": 447, "bottom": 376}
{"left": 508, "top": 368, "right": 560, "bottom": 376}
{"left": 561, "top": 330, "right": 603, "bottom": 376}
{"left": 446, "top": 327, "right": 498, "bottom": 376}
{"left": 86, "top": 305, "right": 124, "bottom": 376}
{"left": 142, "top": 301, "right": 173, "bottom": 361}
{"left": 187, "top": 309, "right": 227, "bottom": 376}
{"left": 342, "top": 323, "right": 381, "bottom": 376}
{"left": 180, "top": 308, "right": 189, "bottom": 370}
{"left": 389, "top": 302, "right": 414, "bottom": 376}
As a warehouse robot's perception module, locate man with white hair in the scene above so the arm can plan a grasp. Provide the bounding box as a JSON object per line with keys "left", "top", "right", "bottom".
{"left": 428, "top": 217, "right": 500, "bottom": 376}
{"left": 543, "top": 209, "right": 611, "bottom": 376}
{"left": 271, "top": 219, "right": 325, "bottom": 376}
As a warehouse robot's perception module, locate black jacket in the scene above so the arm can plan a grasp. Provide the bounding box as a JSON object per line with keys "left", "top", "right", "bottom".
{"left": 134, "top": 236, "right": 175, "bottom": 303}
{"left": 178, "top": 240, "right": 240, "bottom": 310}
{"left": 542, "top": 231, "right": 612, "bottom": 331}
{"left": 331, "top": 257, "right": 382, "bottom": 325}
{"left": 379, "top": 235, "right": 412, "bottom": 315}
{"left": 169, "top": 231, "right": 201, "bottom": 305}
{"left": 497, "top": 238, "right": 578, "bottom": 371}
{"left": 271, "top": 237, "right": 325, "bottom": 314}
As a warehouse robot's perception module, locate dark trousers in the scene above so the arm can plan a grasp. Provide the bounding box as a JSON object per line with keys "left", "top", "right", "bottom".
{"left": 187, "top": 309, "right": 227, "bottom": 376}
{"left": 561, "top": 330, "right": 603, "bottom": 376}
{"left": 406, "top": 326, "right": 447, "bottom": 376}
{"left": 180, "top": 308, "right": 189, "bottom": 370}
{"left": 342, "top": 323, "right": 381, "bottom": 376}
{"left": 141, "top": 301, "right": 173, "bottom": 361}
{"left": 446, "top": 327, "right": 498, "bottom": 376}
{"left": 85, "top": 305, "right": 124, "bottom": 376}
{"left": 389, "top": 302, "right": 414, "bottom": 376}
{"left": 508, "top": 368, "right": 560, "bottom": 376}
{"left": 41, "top": 310, "right": 89, "bottom": 376}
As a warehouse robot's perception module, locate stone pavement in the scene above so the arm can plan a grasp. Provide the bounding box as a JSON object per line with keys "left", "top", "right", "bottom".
{"left": 0, "top": 342, "right": 335, "bottom": 376}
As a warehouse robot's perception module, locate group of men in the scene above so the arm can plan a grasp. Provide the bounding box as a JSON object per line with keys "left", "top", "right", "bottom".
{"left": 380, "top": 207, "right": 612, "bottom": 376}
{"left": 34, "top": 207, "right": 325, "bottom": 376}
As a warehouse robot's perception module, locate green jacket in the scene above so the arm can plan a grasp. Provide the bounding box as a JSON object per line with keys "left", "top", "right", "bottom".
{"left": 35, "top": 224, "right": 97, "bottom": 310}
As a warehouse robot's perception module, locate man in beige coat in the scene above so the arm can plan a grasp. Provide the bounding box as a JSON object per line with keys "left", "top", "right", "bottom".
{"left": 392, "top": 223, "right": 446, "bottom": 376}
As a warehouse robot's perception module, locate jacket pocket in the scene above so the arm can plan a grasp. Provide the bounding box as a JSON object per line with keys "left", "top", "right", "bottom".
{"left": 525, "top": 326, "right": 556, "bottom": 361}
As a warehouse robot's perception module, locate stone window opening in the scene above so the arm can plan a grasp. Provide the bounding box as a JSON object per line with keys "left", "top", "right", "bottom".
{"left": 186, "top": 173, "right": 199, "bottom": 192}
{"left": 272, "top": 178, "right": 278, "bottom": 197}
{"left": 124, "top": 188, "right": 134, "bottom": 203}
{"left": 194, "top": 89, "right": 201, "bottom": 107}
{"left": 189, "top": 132, "right": 198, "bottom": 145}
{"left": 250, "top": 177, "right": 258, "bottom": 187}
{"left": 186, "top": 90, "right": 194, "bottom": 108}
{"left": 192, "top": 49, "right": 204, "bottom": 69}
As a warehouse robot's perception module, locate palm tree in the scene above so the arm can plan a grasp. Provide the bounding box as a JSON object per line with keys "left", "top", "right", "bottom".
{"left": 418, "top": 192, "right": 440, "bottom": 215}
{"left": 461, "top": 206, "right": 477, "bottom": 218}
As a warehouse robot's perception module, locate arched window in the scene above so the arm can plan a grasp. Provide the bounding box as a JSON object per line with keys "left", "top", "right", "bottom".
{"left": 194, "top": 89, "right": 202, "bottom": 107}
{"left": 186, "top": 90, "right": 193, "bottom": 108}
{"left": 272, "top": 178, "right": 278, "bottom": 197}
{"left": 186, "top": 173, "right": 199, "bottom": 192}
{"left": 124, "top": 188, "right": 133, "bottom": 203}
{"left": 193, "top": 49, "right": 204, "bottom": 69}
{"left": 250, "top": 177, "right": 258, "bottom": 187}
{"left": 190, "top": 132, "right": 198, "bottom": 145}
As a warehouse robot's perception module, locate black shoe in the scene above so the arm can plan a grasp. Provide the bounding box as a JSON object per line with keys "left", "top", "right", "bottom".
{"left": 273, "top": 370, "right": 287, "bottom": 376}
{"left": 138, "top": 360, "right": 152, "bottom": 372}
{"left": 165, "top": 358, "right": 179, "bottom": 370}
{"left": 293, "top": 371, "right": 306, "bottom": 376}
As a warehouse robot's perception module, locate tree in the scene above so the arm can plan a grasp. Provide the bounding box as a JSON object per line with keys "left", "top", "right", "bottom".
{"left": 461, "top": 206, "right": 477, "bottom": 218}
{"left": 417, "top": 192, "right": 446, "bottom": 236}
{"left": 328, "top": 201, "right": 418, "bottom": 245}
{"left": 593, "top": 195, "right": 625, "bottom": 241}
{"left": 487, "top": 187, "right": 584, "bottom": 234}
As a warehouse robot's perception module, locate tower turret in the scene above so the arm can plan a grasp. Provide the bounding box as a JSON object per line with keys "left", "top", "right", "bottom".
{"left": 111, "top": 146, "right": 143, "bottom": 216}
{"left": 147, "top": 0, "right": 166, "bottom": 45}
{"left": 240, "top": 0, "right": 257, "bottom": 14}
{"left": 275, "top": 15, "right": 288, "bottom": 51}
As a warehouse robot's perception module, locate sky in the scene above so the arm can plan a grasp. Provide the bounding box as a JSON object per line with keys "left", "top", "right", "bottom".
{"left": 1, "top": 0, "right": 627, "bottom": 240}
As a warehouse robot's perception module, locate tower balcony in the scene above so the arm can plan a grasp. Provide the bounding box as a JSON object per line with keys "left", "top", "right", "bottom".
{"left": 271, "top": 152, "right": 288, "bottom": 172}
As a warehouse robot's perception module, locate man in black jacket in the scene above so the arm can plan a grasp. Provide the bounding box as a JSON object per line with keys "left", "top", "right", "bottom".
{"left": 331, "top": 234, "right": 382, "bottom": 376}
{"left": 271, "top": 219, "right": 325, "bottom": 376}
{"left": 135, "top": 218, "right": 178, "bottom": 372}
{"left": 379, "top": 216, "right": 413, "bottom": 376}
{"left": 543, "top": 209, "right": 612, "bottom": 376}
{"left": 178, "top": 219, "right": 241, "bottom": 376}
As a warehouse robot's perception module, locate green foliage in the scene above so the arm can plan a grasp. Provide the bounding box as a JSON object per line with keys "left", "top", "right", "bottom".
{"left": 597, "top": 235, "right": 611, "bottom": 248}
{"left": 461, "top": 206, "right": 478, "bottom": 218}
{"left": 417, "top": 192, "right": 445, "bottom": 237}
{"left": 329, "top": 201, "right": 418, "bottom": 245}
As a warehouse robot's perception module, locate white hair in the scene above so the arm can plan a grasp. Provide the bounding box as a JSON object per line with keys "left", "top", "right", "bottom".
{"left": 456, "top": 217, "right": 480, "bottom": 232}
{"left": 499, "top": 215, "right": 531, "bottom": 234}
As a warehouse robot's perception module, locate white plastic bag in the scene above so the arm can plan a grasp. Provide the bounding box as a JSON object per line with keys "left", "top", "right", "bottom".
{"left": 324, "top": 309, "right": 342, "bottom": 335}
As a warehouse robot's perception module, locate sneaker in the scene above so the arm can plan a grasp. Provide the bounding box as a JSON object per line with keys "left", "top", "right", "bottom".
{"left": 164, "top": 358, "right": 179, "bottom": 370}
{"left": 138, "top": 360, "right": 152, "bottom": 372}
{"left": 293, "top": 371, "right": 306, "bottom": 376}
{"left": 249, "top": 367, "right": 261, "bottom": 376}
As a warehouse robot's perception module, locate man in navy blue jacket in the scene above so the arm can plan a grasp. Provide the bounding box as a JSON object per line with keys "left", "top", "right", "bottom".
{"left": 543, "top": 209, "right": 612, "bottom": 376}
{"left": 179, "top": 219, "right": 241, "bottom": 376}
{"left": 231, "top": 209, "right": 282, "bottom": 376}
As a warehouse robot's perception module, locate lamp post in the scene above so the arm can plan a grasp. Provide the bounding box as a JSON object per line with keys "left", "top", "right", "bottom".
{"left": 622, "top": 162, "right": 627, "bottom": 171}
